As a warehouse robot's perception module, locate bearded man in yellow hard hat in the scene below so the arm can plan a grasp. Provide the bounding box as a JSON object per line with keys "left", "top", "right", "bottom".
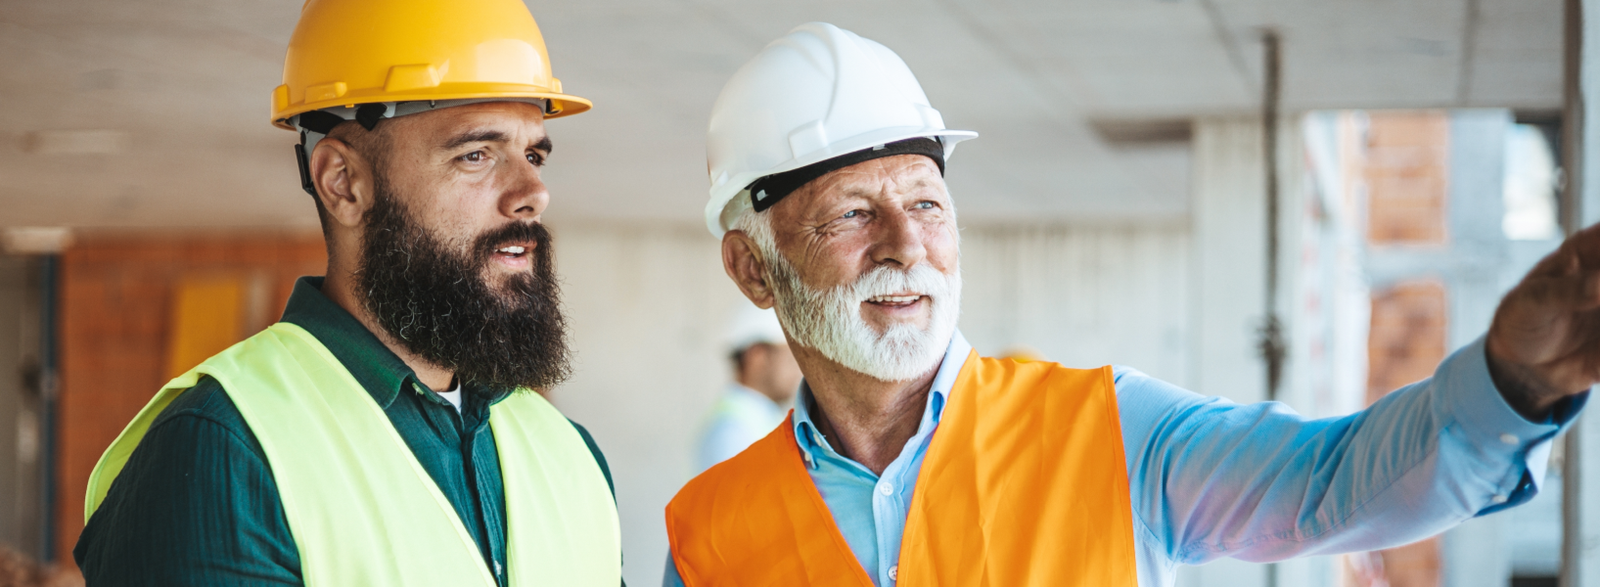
{"left": 664, "top": 23, "right": 1597, "bottom": 586}
{"left": 73, "top": 1, "right": 622, "bottom": 585}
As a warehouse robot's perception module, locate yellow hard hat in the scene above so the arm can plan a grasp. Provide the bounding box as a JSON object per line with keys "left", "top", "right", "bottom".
{"left": 270, "top": 0, "right": 592, "bottom": 131}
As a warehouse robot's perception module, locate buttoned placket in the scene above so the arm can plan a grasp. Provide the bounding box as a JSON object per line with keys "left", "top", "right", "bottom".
{"left": 787, "top": 335, "right": 968, "bottom": 587}
{"left": 794, "top": 385, "right": 952, "bottom": 586}
{"left": 411, "top": 380, "right": 509, "bottom": 587}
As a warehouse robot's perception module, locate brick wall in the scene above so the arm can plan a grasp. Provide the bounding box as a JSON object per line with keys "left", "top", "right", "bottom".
{"left": 1343, "top": 278, "right": 1448, "bottom": 587}
{"left": 1364, "top": 112, "right": 1451, "bottom": 246}
{"left": 1367, "top": 279, "right": 1449, "bottom": 404}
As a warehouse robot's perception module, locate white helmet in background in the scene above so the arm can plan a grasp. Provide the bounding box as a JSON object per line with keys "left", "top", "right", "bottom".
{"left": 724, "top": 303, "right": 787, "bottom": 355}
{"left": 703, "top": 22, "right": 978, "bottom": 237}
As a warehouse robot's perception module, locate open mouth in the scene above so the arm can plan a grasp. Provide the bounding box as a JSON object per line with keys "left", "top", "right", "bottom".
{"left": 865, "top": 294, "right": 925, "bottom": 308}
{"left": 494, "top": 243, "right": 532, "bottom": 260}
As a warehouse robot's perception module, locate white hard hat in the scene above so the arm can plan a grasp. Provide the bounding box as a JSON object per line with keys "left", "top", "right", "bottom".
{"left": 725, "top": 303, "right": 787, "bottom": 354}
{"left": 703, "top": 22, "right": 978, "bottom": 237}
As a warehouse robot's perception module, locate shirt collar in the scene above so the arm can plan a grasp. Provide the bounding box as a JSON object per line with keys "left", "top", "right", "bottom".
{"left": 278, "top": 276, "right": 511, "bottom": 410}
{"left": 791, "top": 331, "right": 973, "bottom": 468}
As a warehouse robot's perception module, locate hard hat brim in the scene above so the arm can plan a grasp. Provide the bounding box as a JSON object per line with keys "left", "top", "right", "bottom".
{"left": 705, "top": 127, "right": 977, "bottom": 237}
{"left": 272, "top": 86, "right": 593, "bottom": 130}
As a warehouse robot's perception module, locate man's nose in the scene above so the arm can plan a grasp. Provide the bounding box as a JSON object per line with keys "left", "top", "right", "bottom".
{"left": 501, "top": 159, "right": 550, "bottom": 219}
{"left": 869, "top": 207, "right": 927, "bottom": 269}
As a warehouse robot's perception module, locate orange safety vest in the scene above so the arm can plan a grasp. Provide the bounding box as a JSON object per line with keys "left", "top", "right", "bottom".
{"left": 665, "top": 351, "right": 1138, "bottom": 586}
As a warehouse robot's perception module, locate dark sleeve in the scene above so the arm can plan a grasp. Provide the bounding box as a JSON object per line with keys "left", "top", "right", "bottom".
{"left": 568, "top": 419, "right": 615, "bottom": 499}
{"left": 567, "top": 419, "right": 623, "bottom": 587}
{"left": 75, "top": 377, "right": 302, "bottom": 586}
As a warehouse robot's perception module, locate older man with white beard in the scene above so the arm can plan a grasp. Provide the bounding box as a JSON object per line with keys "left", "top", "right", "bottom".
{"left": 664, "top": 23, "right": 1594, "bottom": 587}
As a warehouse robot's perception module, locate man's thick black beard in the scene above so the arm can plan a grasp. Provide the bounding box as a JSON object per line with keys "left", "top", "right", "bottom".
{"left": 355, "top": 181, "right": 571, "bottom": 393}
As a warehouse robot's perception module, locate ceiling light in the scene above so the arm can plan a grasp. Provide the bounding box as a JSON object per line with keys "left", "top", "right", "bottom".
{"left": 3, "top": 227, "right": 74, "bottom": 254}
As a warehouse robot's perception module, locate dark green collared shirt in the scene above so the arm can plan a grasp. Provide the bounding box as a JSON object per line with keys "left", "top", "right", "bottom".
{"left": 75, "top": 277, "right": 615, "bottom": 586}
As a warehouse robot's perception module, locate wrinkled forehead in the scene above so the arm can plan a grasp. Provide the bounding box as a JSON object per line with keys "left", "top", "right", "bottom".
{"left": 780, "top": 154, "right": 948, "bottom": 214}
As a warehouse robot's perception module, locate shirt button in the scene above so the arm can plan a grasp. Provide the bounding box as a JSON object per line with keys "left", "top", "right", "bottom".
{"left": 1500, "top": 433, "right": 1518, "bottom": 446}
{"left": 877, "top": 481, "right": 893, "bottom": 496}
{"left": 1492, "top": 494, "right": 1509, "bottom": 504}
{"left": 889, "top": 565, "right": 899, "bottom": 581}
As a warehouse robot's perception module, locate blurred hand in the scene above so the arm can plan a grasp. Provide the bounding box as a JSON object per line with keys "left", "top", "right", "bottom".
{"left": 1487, "top": 223, "right": 1600, "bottom": 420}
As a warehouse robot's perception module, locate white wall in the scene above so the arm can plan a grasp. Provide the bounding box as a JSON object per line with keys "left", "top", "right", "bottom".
{"left": 545, "top": 224, "right": 743, "bottom": 586}
{"left": 547, "top": 220, "right": 1196, "bottom": 586}
{"left": 958, "top": 222, "right": 1191, "bottom": 383}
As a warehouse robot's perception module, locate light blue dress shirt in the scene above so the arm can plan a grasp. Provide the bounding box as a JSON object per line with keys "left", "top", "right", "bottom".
{"left": 665, "top": 331, "right": 1578, "bottom": 587}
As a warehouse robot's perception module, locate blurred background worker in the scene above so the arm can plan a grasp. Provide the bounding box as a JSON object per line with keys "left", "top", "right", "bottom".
{"left": 696, "top": 304, "right": 801, "bottom": 472}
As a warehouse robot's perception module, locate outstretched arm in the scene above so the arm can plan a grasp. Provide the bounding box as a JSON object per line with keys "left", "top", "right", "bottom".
{"left": 1123, "top": 224, "right": 1600, "bottom": 571}
{"left": 1119, "top": 345, "right": 1573, "bottom": 570}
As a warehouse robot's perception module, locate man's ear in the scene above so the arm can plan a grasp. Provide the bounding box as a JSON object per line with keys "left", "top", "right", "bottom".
{"left": 723, "top": 231, "right": 777, "bottom": 309}
{"left": 310, "top": 137, "right": 374, "bottom": 229}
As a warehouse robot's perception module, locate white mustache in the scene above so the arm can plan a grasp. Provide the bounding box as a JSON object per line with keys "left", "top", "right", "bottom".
{"left": 843, "top": 264, "right": 950, "bottom": 303}
{"left": 770, "top": 257, "right": 961, "bottom": 382}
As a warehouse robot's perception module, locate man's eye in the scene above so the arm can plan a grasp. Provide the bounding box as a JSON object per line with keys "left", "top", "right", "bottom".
{"left": 915, "top": 201, "right": 935, "bottom": 209}
{"left": 527, "top": 153, "right": 545, "bottom": 166}
{"left": 842, "top": 210, "right": 859, "bottom": 219}
{"left": 462, "top": 151, "right": 485, "bottom": 163}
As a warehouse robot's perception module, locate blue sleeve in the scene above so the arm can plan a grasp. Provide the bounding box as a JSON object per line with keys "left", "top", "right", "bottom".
{"left": 74, "top": 378, "right": 302, "bottom": 586}
{"left": 663, "top": 550, "right": 686, "bottom": 587}
{"left": 1117, "top": 337, "right": 1577, "bottom": 567}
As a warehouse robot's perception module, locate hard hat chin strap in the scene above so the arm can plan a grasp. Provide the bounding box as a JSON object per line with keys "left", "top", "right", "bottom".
{"left": 291, "top": 98, "right": 549, "bottom": 197}
{"left": 746, "top": 137, "right": 946, "bottom": 213}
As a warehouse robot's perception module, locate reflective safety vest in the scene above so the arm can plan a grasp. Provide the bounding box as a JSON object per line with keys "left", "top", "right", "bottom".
{"left": 85, "top": 323, "right": 621, "bottom": 587}
{"left": 665, "top": 351, "right": 1137, "bottom": 586}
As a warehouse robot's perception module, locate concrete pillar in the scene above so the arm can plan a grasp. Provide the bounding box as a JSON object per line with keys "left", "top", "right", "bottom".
{"left": 1562, "top": 1, "right": 1600, "bottom": 584}
{"left": 1184, "top": 115, "right": 1271, "bottom": 587}
{"left": 1186, "top": 116, "right": 1327, "bottom": 587}
{"left": 1191, "top": 118, "right": 1267, "bottom": 408}
{"left": 0, "top": 256, "right": 43, "bottom": 558}
{"left": 1439, "top": 109, "right": 1517, "bottom": 587}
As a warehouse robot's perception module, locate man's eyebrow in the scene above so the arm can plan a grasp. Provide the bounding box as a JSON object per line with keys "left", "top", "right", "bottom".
{"left": 439, "top": 129, "right": 554, "bottom": 154}
{"left": 441, "top": 129, "right": 511, "bottom": 151}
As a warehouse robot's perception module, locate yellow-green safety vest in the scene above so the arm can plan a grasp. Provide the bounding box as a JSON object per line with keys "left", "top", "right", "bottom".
{"left": 85, "top": 322, "right": 621, "bottom": 586}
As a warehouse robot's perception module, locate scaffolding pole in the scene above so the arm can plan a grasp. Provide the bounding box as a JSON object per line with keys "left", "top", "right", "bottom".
{"left": 1563, "top": 1, "right": 1600, "bottom": 586}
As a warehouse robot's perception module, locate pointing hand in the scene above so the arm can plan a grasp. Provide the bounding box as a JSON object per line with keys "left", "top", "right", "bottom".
{"left": 1487, "top": 223, "right": 1600, "bottom": 420}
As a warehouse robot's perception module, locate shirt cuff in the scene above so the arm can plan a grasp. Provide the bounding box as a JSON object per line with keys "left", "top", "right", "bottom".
{"left": 1440, "top": 336, "right": 1583, "bottom": 503}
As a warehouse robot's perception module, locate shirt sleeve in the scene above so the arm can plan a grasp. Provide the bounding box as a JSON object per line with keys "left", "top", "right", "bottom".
{"left": 662, "top": 550, "right": 688, "bottom": 587}
{"left": 1117, "top": 336, "right": 1579, "bottom": 567}
{"left": 74, "top": 379, "right": 303, "bottom": 586}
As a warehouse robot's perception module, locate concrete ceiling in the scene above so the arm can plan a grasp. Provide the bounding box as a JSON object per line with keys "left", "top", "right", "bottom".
{"left": 0, "top": 0, "right": 1563, "bottom": 231}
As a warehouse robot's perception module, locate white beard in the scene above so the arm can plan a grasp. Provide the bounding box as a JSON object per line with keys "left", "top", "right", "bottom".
{"left": 762, "top": 248, "right": 962, "bottom": 382}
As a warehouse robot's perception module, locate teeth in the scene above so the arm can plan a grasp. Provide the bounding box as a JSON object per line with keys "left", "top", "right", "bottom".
{"left": 869, "top": 295, "right": 920, "bottom": 304}
{"left": 498, "top": 246, "right": 526, "bottom": 254}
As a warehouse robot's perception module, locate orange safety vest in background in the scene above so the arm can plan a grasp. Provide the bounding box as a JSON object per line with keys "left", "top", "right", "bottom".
{"left": 665, "top": 351, "right": 1138, "bottom": 586}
